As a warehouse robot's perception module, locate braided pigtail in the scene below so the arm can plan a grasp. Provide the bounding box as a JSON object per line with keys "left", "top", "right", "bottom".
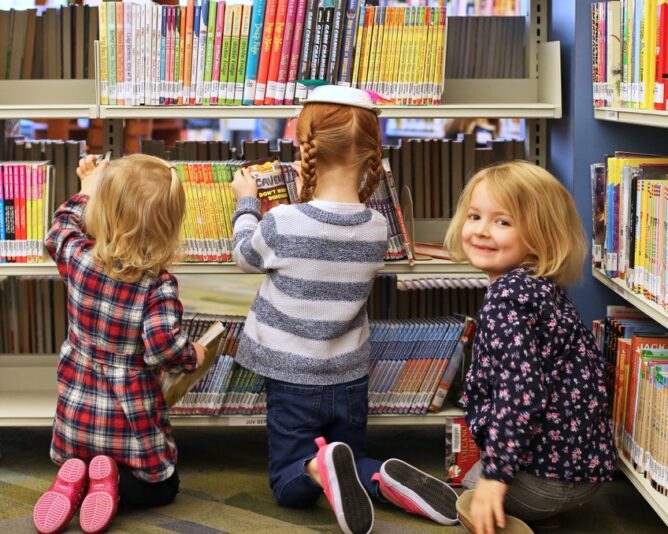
{"left": 299, "top": 130, "right": 318, "bottom": 203}
{"left": 358, "top": 147, "right": 383, "bottom": 203}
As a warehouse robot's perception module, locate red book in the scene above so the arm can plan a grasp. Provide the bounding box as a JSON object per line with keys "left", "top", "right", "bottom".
{"left": 655, "top": 3, "right": 668, "bottom": 110}
{"left": 264, "top": 0, "right": 292, "bottom": 104}
{"left": 254, "top": 0, "right": 279, "bottom": 104}
{"left": 272, "top": 0, "right": 298, "bottom": 104}
{"left": 444, "top": 417, "right": 480, "bottom": 486}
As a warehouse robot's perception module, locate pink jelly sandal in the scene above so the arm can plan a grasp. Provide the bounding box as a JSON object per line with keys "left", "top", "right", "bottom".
{"left": 79, "top": 455, "right": 120, "bottom": 534}
{"left": 33, "top": 458, "right": 88, "bottom": 534}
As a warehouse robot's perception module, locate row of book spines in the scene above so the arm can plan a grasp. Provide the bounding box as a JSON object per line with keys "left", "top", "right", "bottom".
{"left": 98, "top": 0, "right": 447, "bottom": 107}
{"left": 173, "top": 317, "right": 471, "bottom": 416}
{"left": 0, "top": 5, "right": 99, "bottom": 81}
{"left": 0, "top": 163, "right": 51, "bottom": 264}
{"left": 592, "top": 157, "right": 668, "bottom": 308}
{"left": 447, "top": 0, "right": 524, "bottom": 17}
{"left": 0, "top": 276, "right": 68, "bottom": 355}
{"left": 595, "top": 315, "right": 668, "bottom": 493}
{"left": 591, "top": 0, "right": 668, "bottom": 110}
{"left": 141, "top": 138, "right": 299, "bottom": 163}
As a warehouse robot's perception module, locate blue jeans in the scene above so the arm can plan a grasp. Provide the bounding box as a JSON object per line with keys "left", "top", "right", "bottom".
{"left": 265, "top": 375, "right": 383, "bottom": 508}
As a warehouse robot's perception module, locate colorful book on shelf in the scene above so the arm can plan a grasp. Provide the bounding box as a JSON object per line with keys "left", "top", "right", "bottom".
{"left": 244, "top": 158, "right": 292, "bottom": 213}
{"left": 254, "top": 0, "right": 279, "bottom": 103}
{"left": 161, "top": 320, "right": 226, "bottom": 408}
{"left": 429, "top": 317, "right": 475, "bottom": 412}
{"left": 242, "top": 0, "right": 268, "bottom": 105}
{"left": 444, "top": 416, "right": 480, "bottom": 486}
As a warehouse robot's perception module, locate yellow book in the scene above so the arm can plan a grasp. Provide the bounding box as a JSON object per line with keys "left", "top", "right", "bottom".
{"left": 212, "top": 163, "right": 232, "bottom": 261}
{"left": 99, "top": 3, "right": 108, "bottom": 105}
{"left": 184, "top": 164, "right": 202, "bottom": 261}
{"left": 434, "top": 6, "right": 447, "bottom": 105}
{"left": 202, "top": 163, "right": 222, "bottom": 261}
{"left": 642, "top": 0, "right": 658, "bottom": 109}
{"left": 37, "top": 164, "right": 48, "bottom": 262}
{"left": 351, "top": 4, "right": 366, "bottom": 88}
{"left": 359, "top": 6, "right": 375, "bottom": 90}
{"left": 397, "top": 8, "right": 411, "bottom": 104}
{"left": 390, "top": 7, "right": 404, "bottom": 103}
{"left": 384, "top": 7, "right": 398, "bottom": 102}
{"left": 414, "top": 6, "right": 427, "bottom": 105}
{"left": 365, "top": 7, "right": 379, "bottom": 93}
{"left": 161, "top": 320, "right": 226, "bottom": 408}
{"left": 421, "top": 7, "right": 434, "bottom": 105}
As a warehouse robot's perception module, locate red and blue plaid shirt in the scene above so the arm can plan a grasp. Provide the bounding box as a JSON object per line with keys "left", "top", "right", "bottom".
{"left": 45, "top": 194, "right": 197, "bottom": 482}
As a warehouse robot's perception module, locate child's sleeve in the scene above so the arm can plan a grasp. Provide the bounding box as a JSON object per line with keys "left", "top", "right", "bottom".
{"left": 44, "top": 195, "right": 91, "bottom": 280}
{"left": 469, "top": 292, "right": 548, "bottom": 485}
{"left": 231, "top": 196, "right": 277, "bottom": 273}
{"left": 142, "top": 273, "right": 198, "bottom": 371}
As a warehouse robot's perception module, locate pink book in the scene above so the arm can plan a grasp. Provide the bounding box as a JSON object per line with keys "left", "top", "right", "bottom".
{"left": 273, "top": 0, "right": 298, "bottom": 104}
{"left": 283, "top": 0, "right": 307, "bottom": 104}
{"left": 211, "top": 0, "right": 226, "bottom": 105}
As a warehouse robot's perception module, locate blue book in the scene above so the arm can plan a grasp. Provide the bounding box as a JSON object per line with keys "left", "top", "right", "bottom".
{"left": 159, "top": 5, "right": 167, "bottom": 104}
{"left": 243, "top": 0, "right": 268, "bottom": 105}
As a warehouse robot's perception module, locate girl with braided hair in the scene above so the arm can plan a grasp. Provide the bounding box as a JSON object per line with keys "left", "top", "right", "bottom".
{"left": 230, "top": 86, "right": 458, "bottom": 534}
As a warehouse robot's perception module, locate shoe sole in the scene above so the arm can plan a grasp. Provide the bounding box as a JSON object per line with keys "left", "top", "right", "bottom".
{"left": 79, "top": 456, "right": 118, "bottom": 534}
{"left": 323, "top": 443, "right": 374, "bottom": 534}
{"left": 33, "top": 458, "right": 87, "bottom": 534}
{"left": 382, "top": 459, "right": 459, "bottom": 525}
{"left": 456, "top": 490, "right": 534, "bottom": 534}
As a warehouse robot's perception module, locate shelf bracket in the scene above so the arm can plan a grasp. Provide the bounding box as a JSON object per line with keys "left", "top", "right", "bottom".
{"left": 103, "top": 118, "right": 124, "bottom": 158}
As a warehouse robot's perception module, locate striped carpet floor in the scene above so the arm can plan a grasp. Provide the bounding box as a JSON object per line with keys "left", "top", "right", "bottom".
{"left": 0, "top": 426, "right": 664, "bottom": 533}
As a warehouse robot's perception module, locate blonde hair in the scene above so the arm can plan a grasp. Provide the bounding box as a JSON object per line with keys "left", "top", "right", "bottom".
{"left": 84, "top": 154, "right": 186, "bottom": 283}
{"left": 296, "top": 102, "right": 382, "bottom": 203}
{"left": 445, "top": 161, "right": 587, "bottom": 286}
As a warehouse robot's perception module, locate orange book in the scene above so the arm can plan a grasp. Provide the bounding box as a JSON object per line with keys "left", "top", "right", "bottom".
{"left": 254, "top": 0, "right": 280, "bottom": 104}
{"left": 183, "top": 0, "right": 195, "bottom": 104}
{"left": 264, "top": 0, "right": 290, "bottom": 104}
{"left": 624, "top": 333, "right": 668, "bottom": 456}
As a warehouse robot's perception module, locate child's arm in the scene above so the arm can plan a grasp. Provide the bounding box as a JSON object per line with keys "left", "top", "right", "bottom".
{"left": 142, "top": 273, "right": 199, "bottom": 371}
{"left": 45, "top": 156, "right": 109, "bottom": 279}
{"left": 469, "top": 295, "right": 548, "bottom": 485}
{"left": 230, "top": 168, "right": 276, "bottom": 273}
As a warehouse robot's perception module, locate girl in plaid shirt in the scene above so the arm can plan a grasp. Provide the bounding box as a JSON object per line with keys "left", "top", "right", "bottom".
{"left": 33, "top": 154, "right": 206, "bottom": 534}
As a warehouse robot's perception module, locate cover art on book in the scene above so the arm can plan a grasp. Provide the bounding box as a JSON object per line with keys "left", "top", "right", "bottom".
{"left": 444, "top": 416, "right": 480, "bottom": 486}
{"left": 243, "top": 159, "right": 292, "bottom": 213}
{"left": 161, "top": 321, "right": 226, "bottom": 408}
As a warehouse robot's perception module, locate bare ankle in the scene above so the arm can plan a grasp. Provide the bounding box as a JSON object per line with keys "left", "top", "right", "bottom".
{"left": 306, "top": 458, "right": 322, "bottom": 487}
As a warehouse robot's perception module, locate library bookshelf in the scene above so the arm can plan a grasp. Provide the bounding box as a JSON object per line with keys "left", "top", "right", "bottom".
{"left": 0, "top": 0, "right": 558, "bottom": 429}
{"left": 592, "top": 268, "right": 668, "bottom": 526}
{"left": 594, "top": 107, "right": 668, "bottom": 129}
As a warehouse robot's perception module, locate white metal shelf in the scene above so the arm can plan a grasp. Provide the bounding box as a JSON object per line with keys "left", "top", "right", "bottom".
{"left": 0, "top": 80, "right": 97, "bottom": 119}
{"left": 0, "top": 258, "right": 484, "bottom": 276}
{"left": 591, "top": 269, "right": 668, "bottom": 329}
{"left": 594, "top": 107, "right": 668, "bottom": 128}
{"left": 618, "top": 454, "right": 668, "bottom": 527}
{"left": 99, "top": 103, "right": 560, "bottom": 120}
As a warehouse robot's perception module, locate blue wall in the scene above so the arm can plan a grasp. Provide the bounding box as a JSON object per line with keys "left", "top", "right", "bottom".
{"left": 548, "top": 0, "right": 668, "bottom": 326}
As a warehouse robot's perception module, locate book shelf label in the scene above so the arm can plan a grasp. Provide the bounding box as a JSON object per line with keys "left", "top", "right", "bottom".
{"left": 603, "top": 109, "right": 619, "bottom": 121}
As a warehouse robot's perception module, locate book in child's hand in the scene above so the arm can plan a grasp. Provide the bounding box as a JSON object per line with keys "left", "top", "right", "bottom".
{"left": 161, "top": 321, "right": 226, "bottom": 408}
{"left": 243, "top": 158, "right": 293, "bottom": 213}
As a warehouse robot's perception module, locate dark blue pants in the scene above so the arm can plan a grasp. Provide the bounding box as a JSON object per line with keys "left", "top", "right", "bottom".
{"left": 265, "top": 375, "right": 383, "bottom": 508}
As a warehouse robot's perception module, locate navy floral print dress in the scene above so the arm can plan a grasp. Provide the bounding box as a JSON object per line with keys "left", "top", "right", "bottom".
{"left": 464, "top": 268, "right": 616, "bottom": 485}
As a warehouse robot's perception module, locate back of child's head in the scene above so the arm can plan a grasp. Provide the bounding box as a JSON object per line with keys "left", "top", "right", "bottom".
{"left": 296, "top": 101, "right": 382, "bottom": 203}
{"left": 84, "top": 154, "right": 186, "bottom": 283}
{"left": 445, "top": 160, "right": 586, "bottom": 286}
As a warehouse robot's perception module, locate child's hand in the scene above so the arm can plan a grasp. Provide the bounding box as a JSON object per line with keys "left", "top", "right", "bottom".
{"left": 231, "top": 168, "right": 258, "bottom": 199}
{"left": 193, "top": 342, "right": 207, "bottom": 368}
{"left": 291, "top": 161, "right": 303, "bottom": 199}
{"left": 77, "top": 155, "right": 109, "bottom": 196}
{"left": 470, "top": 478, "right": 508, "bottom": 534}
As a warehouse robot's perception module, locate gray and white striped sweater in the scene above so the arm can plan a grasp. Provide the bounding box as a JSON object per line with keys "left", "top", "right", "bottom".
{"left": 231, "top": 196, "right": 388, "bottom": 385}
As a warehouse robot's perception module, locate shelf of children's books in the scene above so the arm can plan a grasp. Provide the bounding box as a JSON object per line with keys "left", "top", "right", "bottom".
{"left": 591, "top": 269, "right": 668, "bottom": 329}
{"left": 618, "top": 453, "right": 668, "bottom": 527}
{"left": 0, "top": 80, "right": 97, "bottom": 119}
{"left": 0, "top": 259, "right": 484, "bottom": 276}
{"left": 98, "top": 103, "right": 561, "bottom": 120}
{"left": 594, "top": 107, "right": 668, "bottom": 129}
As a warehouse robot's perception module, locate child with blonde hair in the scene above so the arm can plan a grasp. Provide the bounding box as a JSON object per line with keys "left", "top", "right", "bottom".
{"left": 231, "top": 85, "right": 459, "bottom": 534}
{"left": 34, "top": 154, "right": 206, "bottom": 534}
{"left": 445, "top": 161, "right": 616, "bottom": 534}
